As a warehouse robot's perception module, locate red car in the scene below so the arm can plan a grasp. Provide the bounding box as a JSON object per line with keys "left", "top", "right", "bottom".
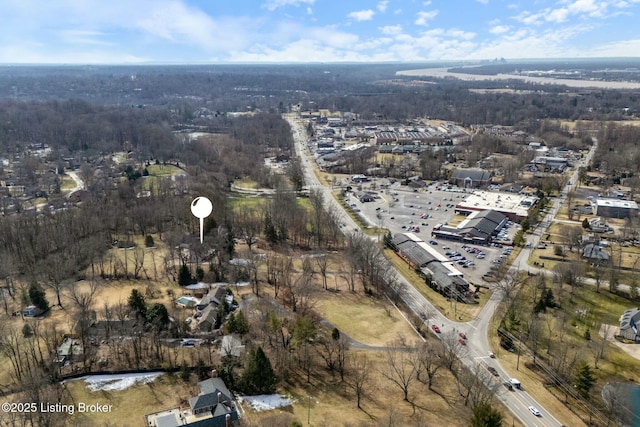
{"left": 459, "top": 338, "right": 467, "bottom": 345}
{"left": 431, "top": 325, "right": 441, "bottom": 333}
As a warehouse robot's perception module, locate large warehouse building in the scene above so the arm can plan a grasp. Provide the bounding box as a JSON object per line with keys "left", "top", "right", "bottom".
{"left": 594, "top": 199, "right": 639, "bottom": 219}
{"left": 455, "top": 191, "right": 538, "bottom": 222}
{"left": 389, "top": 233, "right": 474, "bottom": 302}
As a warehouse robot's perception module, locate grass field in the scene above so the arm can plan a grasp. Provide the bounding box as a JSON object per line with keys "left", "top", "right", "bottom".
{"left": 60, "top": 176, "right": 76, "bottom": 191}
{"left": 145, "top": 164, "right": 183, "bottom": 177}
{"left": 315, "top": 292, "right": 416, "bottom": 346}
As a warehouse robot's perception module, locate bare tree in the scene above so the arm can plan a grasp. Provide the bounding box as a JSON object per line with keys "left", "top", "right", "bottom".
{"left": 591, "top": 323, "right": 611, "bottom": 368}
{"left": 349, "top": 352, "right": 370, "bottom": 409}
{"left": 132, "top": 247, "right": 146, "bottom": 279}
{"left": 439, "top": 331, "right": 467, "bottom": 371}
{"left": 234, "top": 205, "right": 262, "bottom": 251}
{"left": 455, "top": 363, "right": 498, "bottom": 408}
{"left": 315, "top": 253, "right": 329, "bottom": 290}
{"left": 380, "top": 340, "right": 419, "bottom": 401}
{"left": 415, "top": 340, "right": 442, "bottom": 390}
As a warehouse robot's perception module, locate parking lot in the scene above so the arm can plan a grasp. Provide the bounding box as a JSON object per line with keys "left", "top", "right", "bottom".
{"left": 349, "top": 183, "right": 519, "bottom": 284}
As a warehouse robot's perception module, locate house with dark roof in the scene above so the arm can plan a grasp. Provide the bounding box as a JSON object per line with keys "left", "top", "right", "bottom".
{"left": 197, "top": 304, "right": 219, "bottom": 332}
{"left": 620, "top": 308, "right": 640, "bottom": 341}
{"left": 582, "top": 244, "right": 610, "bottom": 264}
{"left": 451, "top": 168, "right": 491, "bottom": 188}
{"left": 145, "top": 377, "right": 239, "bottom": 427}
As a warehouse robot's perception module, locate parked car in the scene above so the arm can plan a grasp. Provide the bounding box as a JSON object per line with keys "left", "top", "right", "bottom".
{"left": 458, "top": 338, "right": 466, "bottom": 345}
{"left": 488, "top": 351, "right": 495, "bottom": 358}
{"left": 458, "top": 332, "right": 467, "bottom": 339}
{"left": 431, "top": 325, "right": 441, "bottom": 333}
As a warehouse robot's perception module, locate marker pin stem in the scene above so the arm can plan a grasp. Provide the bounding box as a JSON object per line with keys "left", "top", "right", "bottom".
{"left": 199, "top": 218, "right": 204, "bottom": 244}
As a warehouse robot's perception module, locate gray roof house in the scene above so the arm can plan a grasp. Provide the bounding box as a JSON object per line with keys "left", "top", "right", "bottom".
{"left": 582, "top": 244, "right": 610, "bottom": 263}
{"left": 620, "top": 308, "right": 640, "bottom": 341}
{"left": 145, "top": 378, "right": 238, "bottom": 427}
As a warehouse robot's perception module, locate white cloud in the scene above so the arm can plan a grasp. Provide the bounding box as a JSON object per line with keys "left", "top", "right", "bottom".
{"left": 262, "top": 0, "right": 315, "bottom": 11}
{"left": 415, "top": 10, "right": 438, "bottom": 26}
{"left": 307, "top": 7, "right": 313, "bottom": 14}
{"left": 380, "top": 25, "right": 403, "bottom": 35}
{"left": 590, "top": 38, "right": 640, "bottom": 56}
{"left": 58, "top": 30, "right": 112, "bottom": 46}
{"left": 476, "top": 0, "right": 489, "bottom": 4}
{"left": 546, "top": 8, "right": 570, "bottom": 22}
{"left": 489, "top": 25, "right": 510, "bottom": 34}
{"left": 348, "top": 9, "right": 375, "bottom": 21}
{"left": 377, "top": 1, "right": 389, "bottom": 13}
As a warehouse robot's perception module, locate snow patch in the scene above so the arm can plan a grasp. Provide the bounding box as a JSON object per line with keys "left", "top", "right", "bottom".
{"left": 67, "top": 372, "right": 164, "bottom": 392}
{"left": 240, "top": 394, "right": 295, "bottom": 411}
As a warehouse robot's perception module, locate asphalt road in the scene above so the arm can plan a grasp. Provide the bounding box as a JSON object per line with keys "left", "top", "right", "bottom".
{"left": 286, "top": 115, "right": 597, "bottom": 426}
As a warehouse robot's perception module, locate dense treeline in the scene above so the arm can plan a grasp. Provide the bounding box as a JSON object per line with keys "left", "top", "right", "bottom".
{"left": 594, "top": 122, "right": 640, "bottom": 185}
{"left": 313, "top": 81, "right": 640, "bottom": 124}
{"left": 2, "top": 64, "right": 639, "bottom": 128}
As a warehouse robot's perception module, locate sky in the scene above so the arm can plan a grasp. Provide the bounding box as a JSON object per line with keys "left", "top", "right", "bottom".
{"left": 1, "top": 0, "right": 640, "bottom": 64}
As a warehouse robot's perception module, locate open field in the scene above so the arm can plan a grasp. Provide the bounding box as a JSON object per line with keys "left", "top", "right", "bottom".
{"left": 315, "top": 291, "right": 416, "bottom": 346}
{"left": 145, "top": 164, "right": 183, "bottom": 178}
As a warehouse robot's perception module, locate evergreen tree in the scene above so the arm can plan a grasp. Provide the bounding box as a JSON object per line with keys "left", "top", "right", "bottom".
{"left": 28, "top": 283, "right": 49, "bottom": 312}
{"left": 227, "top": 311, "right": 250, "bottom": 335}
{"left": 574, "top": 360, "right": 596, "bottom": 399}
{"left": 331, "top": 327, "right": 340, "bottom": 341}
{"left": 195, "top": 266, "right": 205, "bottom": 282}
{"left": 582, "top": 218, "right": 591, "bottom": 229}
{"left": 240, "top": 346, "right": 277, "bottom": 394}
{"left": 147, "top": 303, "right": 170, "bottom": 329}
{"left": 178, "top": 264, "right": 192, "bottom": 286}
{"left": 128, "top": 289, "right": 147, "bottom": 319}
{"left": 145, "top": 235, "right": 155, "bottom": 247}
{"left": 470, "top": 402, "right": 503, "bottom": 427}
{"left": 179, "top": 361, "right": 191, "bottom": 382}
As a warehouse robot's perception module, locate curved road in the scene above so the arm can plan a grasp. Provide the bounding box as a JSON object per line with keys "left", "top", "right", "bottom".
{"left": 286, "top": 114, "right": 597, "bottom": 426}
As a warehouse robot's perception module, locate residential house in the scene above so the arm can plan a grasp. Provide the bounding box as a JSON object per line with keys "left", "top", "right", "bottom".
{"left": 23, "top": 305, "right": 44, "bottom": 317}
{"left": 145, "top": 377, "right": 239, "bottom": 427}
{"left": 619, "top": 308, "right": 640, "bottom": 341}
{"left": 582, "top": 244, "right": 610, "bottom": 264}
{"left": 55, "top": 338, "right": 83, "bottom": 365}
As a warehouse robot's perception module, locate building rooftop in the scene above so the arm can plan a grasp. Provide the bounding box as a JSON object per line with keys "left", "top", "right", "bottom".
{"left": 595, "top": 199, "right": 639, "bottom": 209}
{"left": 456, "top": 191, "right": 538, "bottom": 218}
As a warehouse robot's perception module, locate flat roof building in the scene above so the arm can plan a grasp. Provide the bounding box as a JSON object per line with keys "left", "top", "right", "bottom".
{"left": 594, "top": 199, "right": 639, "bottom": 219}
{"left": 455, "top": 191, "right": 537, "bottom": 222}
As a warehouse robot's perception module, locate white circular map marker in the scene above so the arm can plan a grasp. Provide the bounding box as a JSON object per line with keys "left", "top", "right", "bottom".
{"left": 191, "top": 197, "right": 213, "bottom": 243}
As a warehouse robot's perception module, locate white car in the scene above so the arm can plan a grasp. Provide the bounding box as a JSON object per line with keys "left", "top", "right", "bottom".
{"left": 528, "top": 406, "right": 541, "bottom": 417}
